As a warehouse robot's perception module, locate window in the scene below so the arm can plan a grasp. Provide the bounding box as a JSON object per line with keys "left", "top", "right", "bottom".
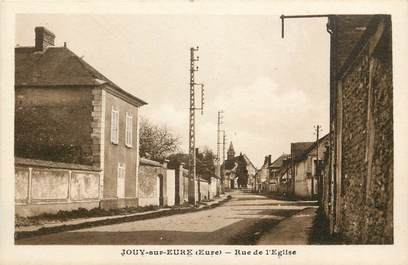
{"left": 117, "top": 162, "right": 126, "bottom": 198}
{"left": 111, "top": 108, "right": 119, "bottom": 144}
{"left": 125, "top": 112, "right": 133, "bottom": 147}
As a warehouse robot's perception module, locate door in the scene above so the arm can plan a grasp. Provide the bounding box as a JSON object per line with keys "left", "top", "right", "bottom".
{"left": 117, "top": 163, "right": 125, "bottom": 199}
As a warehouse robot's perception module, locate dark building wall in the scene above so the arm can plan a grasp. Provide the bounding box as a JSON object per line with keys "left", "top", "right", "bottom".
{"left": 15, "top": 86, "right": 94, "bottom": 165}
{"left": 103, "top": 89, "right": 139, "bottom": 199}
{"left": 326, "top": 15, "right": 393, "bottom": 244}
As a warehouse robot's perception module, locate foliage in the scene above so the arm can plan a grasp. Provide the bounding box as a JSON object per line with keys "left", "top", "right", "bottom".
{"left": 139, "top": 117, "right": 181, "bottom": 161}
{"left": 167, "top": 147, "right": 216, "bottom": 181}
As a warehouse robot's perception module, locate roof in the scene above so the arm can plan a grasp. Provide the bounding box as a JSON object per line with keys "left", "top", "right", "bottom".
{"left": 15, "top": 46, "right": 147, "bottom": 106}
{"left": 334, "top": 15, "right": 374, "bottom": 71}
{"left": 222, "top": 153, "right": 257, "bottom": 171}
{"left": 292, "top": 133, "right": 331, "bottom": 162}
{"left": 335, "top": 15, "right": 390, "bottom": 80}
{"left": 241, "top": 154, "right": 257, "bottom": 171}
{"left": 270, "top": 153, "right": 290, "bottom": 168}
{"left": 291, "top": 142, "right": 314, "bottom": 162}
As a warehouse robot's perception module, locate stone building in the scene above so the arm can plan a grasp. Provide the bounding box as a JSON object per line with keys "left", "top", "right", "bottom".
{"left": 222, "top": 142, "right": 257, "bottom": 189}
{"left": 15, "top": 27, "right": 147, "bottom": 215}
{"left": 324, "top": 15, "right": 393, "bottom": 244}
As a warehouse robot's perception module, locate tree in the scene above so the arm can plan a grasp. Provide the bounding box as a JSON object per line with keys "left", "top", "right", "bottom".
{"left": 196, "top": 147, "right": 216, "bottom": 181}
{"left": 139, "top": 117, "right": 181, "bottom": 161}
{"left": 166, "top": 147, "right": 216, "bottom": 181}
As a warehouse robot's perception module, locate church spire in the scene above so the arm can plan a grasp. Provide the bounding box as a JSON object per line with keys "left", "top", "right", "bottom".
{"left": 227, "top": 141, "right": 235, "bottom": 160}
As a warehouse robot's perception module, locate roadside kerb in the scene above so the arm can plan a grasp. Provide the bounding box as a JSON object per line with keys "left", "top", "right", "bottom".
{"left": 15, "top": 195, "right": 232, "bottom": 241}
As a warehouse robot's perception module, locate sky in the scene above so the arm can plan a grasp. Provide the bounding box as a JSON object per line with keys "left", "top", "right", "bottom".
{"left": 16, "top": 14, "right": 330, "bottom": 168}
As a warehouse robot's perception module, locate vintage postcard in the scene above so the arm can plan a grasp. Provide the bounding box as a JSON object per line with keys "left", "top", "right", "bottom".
{"left": 1, "top": 0, "right": 407, "bottom": 265}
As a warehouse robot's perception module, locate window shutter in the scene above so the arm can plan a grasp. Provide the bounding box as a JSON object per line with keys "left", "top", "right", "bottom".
{"left": 125, "top": 112, "right": 133, "bottom": 147}
{"left": 111, "top": 108, "right": 119, "bottom": 144}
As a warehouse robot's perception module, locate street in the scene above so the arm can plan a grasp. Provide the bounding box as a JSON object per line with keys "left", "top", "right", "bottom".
{"left": 16, "top": 190, "right": 317, "bottom": 245}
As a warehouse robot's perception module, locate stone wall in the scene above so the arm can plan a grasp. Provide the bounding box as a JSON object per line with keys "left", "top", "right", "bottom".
{"left": 137, "top": 158, "right": 166, "bottom": 207}
{"left": 325, "top": 15, "right": 393, "bottom": 244}
{"left": 15, "top": 158, "right": 101, "bottom": 217}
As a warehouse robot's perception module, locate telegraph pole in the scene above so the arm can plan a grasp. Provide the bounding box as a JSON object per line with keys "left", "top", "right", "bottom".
{"left": 188, "top": 46, "right": 204, "bottom": 204}
{"left": 314, "top": 125, "right": 322, "bottom": 201}
{"left": 221, "top": 131, "right": 227, "bottom": 192}
{"left": 216, "top": 111, "right": 224, "bottom": 178}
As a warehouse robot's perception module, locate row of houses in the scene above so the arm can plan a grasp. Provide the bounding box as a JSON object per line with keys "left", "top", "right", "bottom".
{"left": 255, "top": 134, "right": 329, "bottom": 200}
{"left": 14, "top": 27, "right": 219, "bottom": 217}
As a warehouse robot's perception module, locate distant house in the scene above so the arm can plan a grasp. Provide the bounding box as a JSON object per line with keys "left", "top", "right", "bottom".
{"left": 222, "top": 142, "right": 257, "bottom": 189}
{"left": 269, "top": 154, "right": 290, "bottom": 193}
{"left": 15, "top": 27, "right": 147, "bottom": 216}
{"left": 276, "top": 156, "right": 292, "bottom": 195}
{"left": 254, "top": 153, "right": 290, "bottom": 194}
{"left": 291, "top": 134, "right": 329, "bottom": 199}
{"left": 254, "top": 155, "right": 271, "bottom": 192}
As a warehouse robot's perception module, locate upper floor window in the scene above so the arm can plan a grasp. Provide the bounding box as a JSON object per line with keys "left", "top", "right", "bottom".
{"left": 125, "top": 112, "right": 133, "bottom": 147}
{"left": 111, "top": 108, "right": 119, "bottom": 144}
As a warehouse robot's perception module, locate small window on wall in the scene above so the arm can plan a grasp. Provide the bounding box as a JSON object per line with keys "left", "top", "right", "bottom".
{"left": 111, "top": 108, "right": 119, "bottom": 144}
{"left": 117, "top": 162, "right": 125, "bottom": 198}
{"left": 125, "top": 112, "right": 133, "bottom": 147}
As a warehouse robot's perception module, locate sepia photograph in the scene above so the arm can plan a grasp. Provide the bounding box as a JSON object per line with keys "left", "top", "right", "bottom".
{"left": 0, "top": 1, "right": 407, "bottom": 264}
{"left": 13, "top": 12, "right": 393, "bottom": 246}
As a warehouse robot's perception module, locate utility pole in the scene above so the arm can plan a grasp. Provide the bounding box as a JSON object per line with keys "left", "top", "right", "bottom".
{"left": 314, "top": 125, "right": 322, "bottom": 201}
{"left": 216, "top": 111, "right": 224, "bottom": 178}
{"left": 188, "top": 46, "right": 204, "bottom": 204}
{"left": 221, "top": 131, "right": 227, "bottom": 192}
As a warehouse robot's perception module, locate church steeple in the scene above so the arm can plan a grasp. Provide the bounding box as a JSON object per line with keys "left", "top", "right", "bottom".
{"left": 227, "top": 142, "right": 235, "bottom": 160}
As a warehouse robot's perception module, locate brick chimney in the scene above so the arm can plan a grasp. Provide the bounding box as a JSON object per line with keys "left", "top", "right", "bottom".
{"left": 35, "top": 27, "right": 55, "bottom": 51}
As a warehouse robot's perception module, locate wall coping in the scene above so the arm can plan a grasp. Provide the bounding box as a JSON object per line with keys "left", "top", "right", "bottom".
{"left": 140, "top": 157, "right": 163, "bottom": 168}
{"left": 15, "top": 157, "right": 101, "bottom": 172}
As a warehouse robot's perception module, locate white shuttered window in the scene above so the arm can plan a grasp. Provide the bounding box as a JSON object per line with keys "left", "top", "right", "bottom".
{"left": 111, "top": 108, "right": 119, "bottom": 144}
{"left": 125, "top": 112, "right": 133, "bottom": 147}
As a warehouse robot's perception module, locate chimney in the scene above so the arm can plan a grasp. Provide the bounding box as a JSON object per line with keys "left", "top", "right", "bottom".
{"left": 268, "top": 155, "right": 272, "bottom": 166}
{"left": 35, "top": 27, "right": 55, "bottom": 51}
{"left": 264, "top": 156, "right": 269, "bottom": 166}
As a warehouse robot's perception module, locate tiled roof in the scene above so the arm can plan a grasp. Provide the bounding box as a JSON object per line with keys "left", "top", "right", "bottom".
{"left": 270, "top": 153, "right": 290, "bottom": 168}
{"left": 222, "top": 154, "right": 256, "bottom": 171}
{"left": 334, "top": 15, "right": 373, "bottom": 71}
{"left": 15, "top": 46, "right": 147, "bottom": 105}
{"left": 291, "top": 133, "right": 330, "bottom": 162}
{"left": 291, "top": 142, "right": 314, "bottom": 162}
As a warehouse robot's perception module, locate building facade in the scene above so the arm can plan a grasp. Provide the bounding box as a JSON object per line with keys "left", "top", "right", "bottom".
{"left": 292, "top": 135, "right": 329, "bottom": 200}
{"left": 15, "top": 27, "right": 147, "bottom": 215}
